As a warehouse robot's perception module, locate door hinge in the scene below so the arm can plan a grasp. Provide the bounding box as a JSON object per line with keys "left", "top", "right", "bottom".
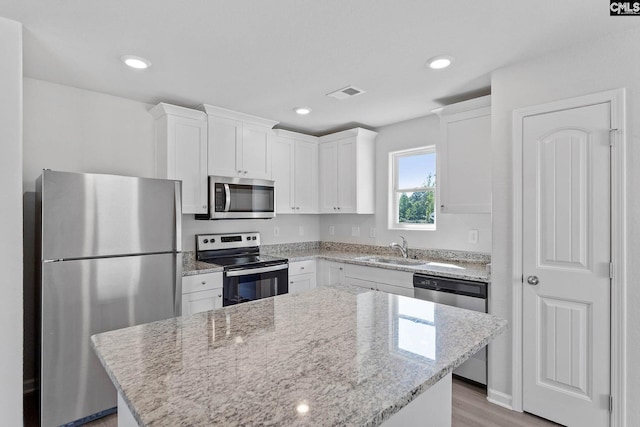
{"left": 609, "top": 128, "right": 619, "bottom": 147}
{"left": 609, "top": 262, "right": 614, "bottom": 280}
{"left": 609, "top": 395, "right": 613, "bottom": 413}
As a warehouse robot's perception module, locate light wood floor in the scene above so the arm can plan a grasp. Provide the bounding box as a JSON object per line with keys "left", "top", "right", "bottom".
{"left": 25, "top": 378, "right": 561, "bottom": 426}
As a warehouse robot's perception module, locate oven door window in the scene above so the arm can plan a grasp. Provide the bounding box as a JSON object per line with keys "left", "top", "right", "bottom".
{"left": 224, "top": 268, "right": 288, "bottom": 306}
{"left": 217, "top": 184, "right": 274, "bottom": 213}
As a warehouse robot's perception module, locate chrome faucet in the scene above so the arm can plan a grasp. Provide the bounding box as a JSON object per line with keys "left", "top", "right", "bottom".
{"left": 389, "top": 236, "right": 409, "bottom": 258}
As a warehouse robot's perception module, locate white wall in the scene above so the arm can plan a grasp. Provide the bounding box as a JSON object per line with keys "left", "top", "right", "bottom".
{"left": 23, "top": 78, "right": 157, "bottom": 192}
{"left": 320, "top": 114, "right": 492, "bottom": 253}
{"left": 490, "top": 27, "right": 640, "bottom": 425}
{"left": 0, "top": 16, "right": 23, "bottom": 425}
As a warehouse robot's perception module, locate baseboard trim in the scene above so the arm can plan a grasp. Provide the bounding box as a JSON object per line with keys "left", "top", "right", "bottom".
{"left": 23, "top": 378, "right": 36, "bottom": 394}
{"left": 487, "top": 389, "right": 514, "bottom": 411}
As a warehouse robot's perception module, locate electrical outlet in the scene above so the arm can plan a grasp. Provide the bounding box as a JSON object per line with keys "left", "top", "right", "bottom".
{"left": 468, "top": 229, "right": 479, "bottom": 244}
{"left": 369, "top": 227, "right": 376, "bottom": 238}
{"left": 351, "top": 226, "right": 360, "bottom": 237}
{"left": 273, "top": 227, "right": 279, "bottom": 237}
{"left": 329, "top": 225, "right": 335, "bottom": 236}
{"left": 298, "top": 226, "right": 304, "bottom": 236}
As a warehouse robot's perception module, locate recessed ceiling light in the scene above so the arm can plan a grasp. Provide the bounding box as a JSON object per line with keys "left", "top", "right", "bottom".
{"left": 426, "top": 56, "right": 453, "bottom": 70}
{"left": 296, "top": 403, "right": 310, "bottom": 414}
{"left": 294, "top": 107, "right": 312, "bottom": 115}
{"left": 121, "top": 55, "right": 152, "bottom": 70}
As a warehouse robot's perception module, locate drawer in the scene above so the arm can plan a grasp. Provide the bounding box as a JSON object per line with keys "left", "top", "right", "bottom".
{"left": 289, "top": 260, "right": 316, "bottom": 276}
{"left": 182, "top": 272, "right": 223, "bottom": 294}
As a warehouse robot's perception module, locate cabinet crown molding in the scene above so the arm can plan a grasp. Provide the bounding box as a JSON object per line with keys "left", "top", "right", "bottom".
{"left": 199, "top": 104, "right": 279, "bottom": 129}
{"left": 432, "top": 95, "right": 491, "bottom": 117}
{"left": 273, "top": 129, "right": 319, "bottom": 143}
{"left": 318, "top": 127, "right": 378, "bottom": 143}
{"left": 150, "top": 103, "right": 206, "bottom": 120}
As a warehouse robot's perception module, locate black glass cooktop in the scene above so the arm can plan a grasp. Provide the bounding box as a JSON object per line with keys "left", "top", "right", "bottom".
{"left": 199, "top": 254, "right": 288, "bottom": 270}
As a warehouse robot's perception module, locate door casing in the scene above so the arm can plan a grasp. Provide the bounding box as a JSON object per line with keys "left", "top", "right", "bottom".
{"left": 510, "top": 89, "right": 627, "bottom": 426}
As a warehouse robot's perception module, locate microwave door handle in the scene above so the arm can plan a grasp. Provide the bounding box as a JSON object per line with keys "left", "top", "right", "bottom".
{"left": 226, "top": 264, "right": 288, "bottom": 277}
{"left": 224, "top": 183, "right": 231, "bottom": 212}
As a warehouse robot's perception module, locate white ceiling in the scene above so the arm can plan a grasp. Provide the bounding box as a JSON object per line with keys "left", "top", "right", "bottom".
{"left": 1, "top": 1, "right": 638, "bottom": 135}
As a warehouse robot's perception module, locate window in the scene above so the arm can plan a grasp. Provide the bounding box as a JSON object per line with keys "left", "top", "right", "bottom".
{"left": 389, "top": 147, "right": 436, "bottom": 230}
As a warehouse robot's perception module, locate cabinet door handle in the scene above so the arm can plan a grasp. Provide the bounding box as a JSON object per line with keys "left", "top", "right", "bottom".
{"left": 300, "top": 267, "right": 304, "bottom": 270}
{"left": 290, "top": 281, "right": 294, "bottom": 284}
{"left": 237, "top": 170, "right": 242, "bottom": 174}
{"left": 217, "top": 294, "right": 222, "bottom": 298}
{"left": 337, "top": 207, "right": 341, "bottom": 210}
{"left": 201, "top": 281, "right": 206, "bottom": 285}
{"left": 243, "top": 171, "right": 248, "bottom": 174}
{"left": 202, "top": 205, "right": 207, "bottom": 209}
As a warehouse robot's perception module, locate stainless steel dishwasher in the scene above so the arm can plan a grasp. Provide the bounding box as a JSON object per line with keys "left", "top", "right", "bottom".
{"left": 413, "top": 273, "right": 488, "bottom": 385}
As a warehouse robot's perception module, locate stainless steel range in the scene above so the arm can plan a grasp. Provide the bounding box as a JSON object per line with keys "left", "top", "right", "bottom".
{"left": 196, "top": 232, "right": 288, "bottom": 306}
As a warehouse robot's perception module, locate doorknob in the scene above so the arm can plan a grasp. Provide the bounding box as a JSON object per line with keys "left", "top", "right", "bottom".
{"left": 527, "top": 275, "right": 539, "bottom": 286}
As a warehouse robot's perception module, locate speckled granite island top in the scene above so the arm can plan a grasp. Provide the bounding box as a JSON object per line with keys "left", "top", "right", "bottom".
{"left": 92, "top": 286, "right": 506, "bottom": 426}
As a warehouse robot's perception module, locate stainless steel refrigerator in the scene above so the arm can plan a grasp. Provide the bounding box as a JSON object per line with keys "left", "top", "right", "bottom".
{"left": 37, "top": 170, "right": 182, "bottom": 427}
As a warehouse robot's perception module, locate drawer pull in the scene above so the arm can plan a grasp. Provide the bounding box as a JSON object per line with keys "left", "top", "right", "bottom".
{"left": 300, "top": 267, "right": 304, "bottom": 270}
{"left": 201, "top": 281, "right": 206, "bottom": 285}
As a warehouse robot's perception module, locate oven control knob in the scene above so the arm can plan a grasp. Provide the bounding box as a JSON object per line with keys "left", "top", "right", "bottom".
{"left": 246, "top": 236, "right": 251, "bottom": 241}
{"left": 211, "top": 238, "right": 215, "bottom": 243}
{"left": 252, "top": 236, "right": 256, "bottom": 240}
{"left": 203, "top": 239, "right": 209, "bottom": 244}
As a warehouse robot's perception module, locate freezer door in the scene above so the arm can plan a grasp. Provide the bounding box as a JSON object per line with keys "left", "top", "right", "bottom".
{"left": 40, "top": 170, "right": 182, "bottom": 260}
{"left": 40, "top": 253, "right": 181, "bottom": 427}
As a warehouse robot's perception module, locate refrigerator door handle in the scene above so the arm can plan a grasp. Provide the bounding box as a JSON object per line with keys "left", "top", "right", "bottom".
{"left": 175, "top": 253, "right": 183, "bottom": 316}
{"left": 174, "top": 181, "right": 182, "bottom": 251}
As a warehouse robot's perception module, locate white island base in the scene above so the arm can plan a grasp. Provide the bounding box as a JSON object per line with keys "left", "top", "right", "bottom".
{"left": 116, "top": 373, "right": 453, "bottom": 427}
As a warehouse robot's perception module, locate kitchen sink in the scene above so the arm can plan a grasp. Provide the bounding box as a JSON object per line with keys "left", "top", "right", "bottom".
{"left": 355, "top": 256, "right": 424, "bottom": 266}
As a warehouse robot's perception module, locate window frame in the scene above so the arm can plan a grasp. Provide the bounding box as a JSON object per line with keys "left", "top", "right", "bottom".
{"left": 388, "top": 146, "right": 437, "bottom": 230}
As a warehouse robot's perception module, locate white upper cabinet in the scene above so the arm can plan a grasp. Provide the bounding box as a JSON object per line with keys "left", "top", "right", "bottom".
{"left": 150, "top": 103, "right": 208, "bottom": 214}
{"left": 272, "top": 130, "right": 319, "bottom": 214}
{"left": 434, "top": 95, "right": 492, "bottom": 214}
{"left": 318, "top": 128, "right": 377, "bottom": 214}
{"left": 201, "top": 104, "right": 278, "bottom": 180}
{"left": 293, "top": 138, "right": 319, "bottom": 213}
{"left": 272, "top": 136, "right": 294, "bottom": 213}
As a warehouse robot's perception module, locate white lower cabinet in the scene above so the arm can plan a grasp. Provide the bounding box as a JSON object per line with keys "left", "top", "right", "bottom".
{"left": 288, "top": 260, "right": 316, "bottom": 294}
{"left": 181, "top": 272, "right": 223, "bottom": 317}
{"left": 317, "top": 260, "right": 345, "bottom": 286}
{"left": 320, "top": 262, "right": 414, "bottom": 297}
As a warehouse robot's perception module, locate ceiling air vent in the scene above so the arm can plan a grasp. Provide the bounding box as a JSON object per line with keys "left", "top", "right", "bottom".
{"left": 326, "top": 85, "right": 365, "bottom": 100}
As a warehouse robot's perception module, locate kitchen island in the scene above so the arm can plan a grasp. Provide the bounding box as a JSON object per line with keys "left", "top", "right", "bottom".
{"left": 92, "top": 286, "right": 506, "bottom": 426}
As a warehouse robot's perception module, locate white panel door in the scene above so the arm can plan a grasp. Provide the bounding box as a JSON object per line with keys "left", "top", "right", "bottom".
{"left": 522, "top": 103, "right": 611, "bottom": 426}
{"left": 208, "top": 115, "right": 241, "bottom": 177}
{"left": 337, "top": 137, "right": 357, "bottom": 213}
{"left": 241, "top": 123, "right": 272, "bottom": 179}
{"left": 294, "top": 140, "right": 319, "bottom": 213}
{"left": 319, "top": 141, "right": 338, "bottom": 213}
{"left": 272, "top": 137, "right": 294, "bottom": 213}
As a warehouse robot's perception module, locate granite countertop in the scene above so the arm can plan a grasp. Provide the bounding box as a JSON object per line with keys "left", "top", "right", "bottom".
{"left": 281, "top": 249, "right": 489, "bottom": 282}
{"left": 92, "top": 286, "right": 507, "bottom": 426}
{"left": 183, "top": 248, "right": 490, "bottom": 282}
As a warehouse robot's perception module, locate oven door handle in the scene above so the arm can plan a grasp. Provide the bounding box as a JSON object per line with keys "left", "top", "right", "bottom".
{"left": 225, "top": 264, "right": 288, "bottom": 277}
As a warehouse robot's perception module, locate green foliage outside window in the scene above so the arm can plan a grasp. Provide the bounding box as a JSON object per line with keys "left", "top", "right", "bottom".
{"left": 398, "top": 173, "right": 436, "bottom": 224}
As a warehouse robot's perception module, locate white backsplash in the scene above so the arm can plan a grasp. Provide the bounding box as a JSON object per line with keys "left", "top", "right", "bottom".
{"left": 181, "top": 214, "right": 321, "bottom": 252}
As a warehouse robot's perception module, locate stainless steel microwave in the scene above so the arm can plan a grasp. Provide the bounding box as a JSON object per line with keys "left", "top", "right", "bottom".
{"left": 197, "top": 176, "right": 276, "bottom": 220}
